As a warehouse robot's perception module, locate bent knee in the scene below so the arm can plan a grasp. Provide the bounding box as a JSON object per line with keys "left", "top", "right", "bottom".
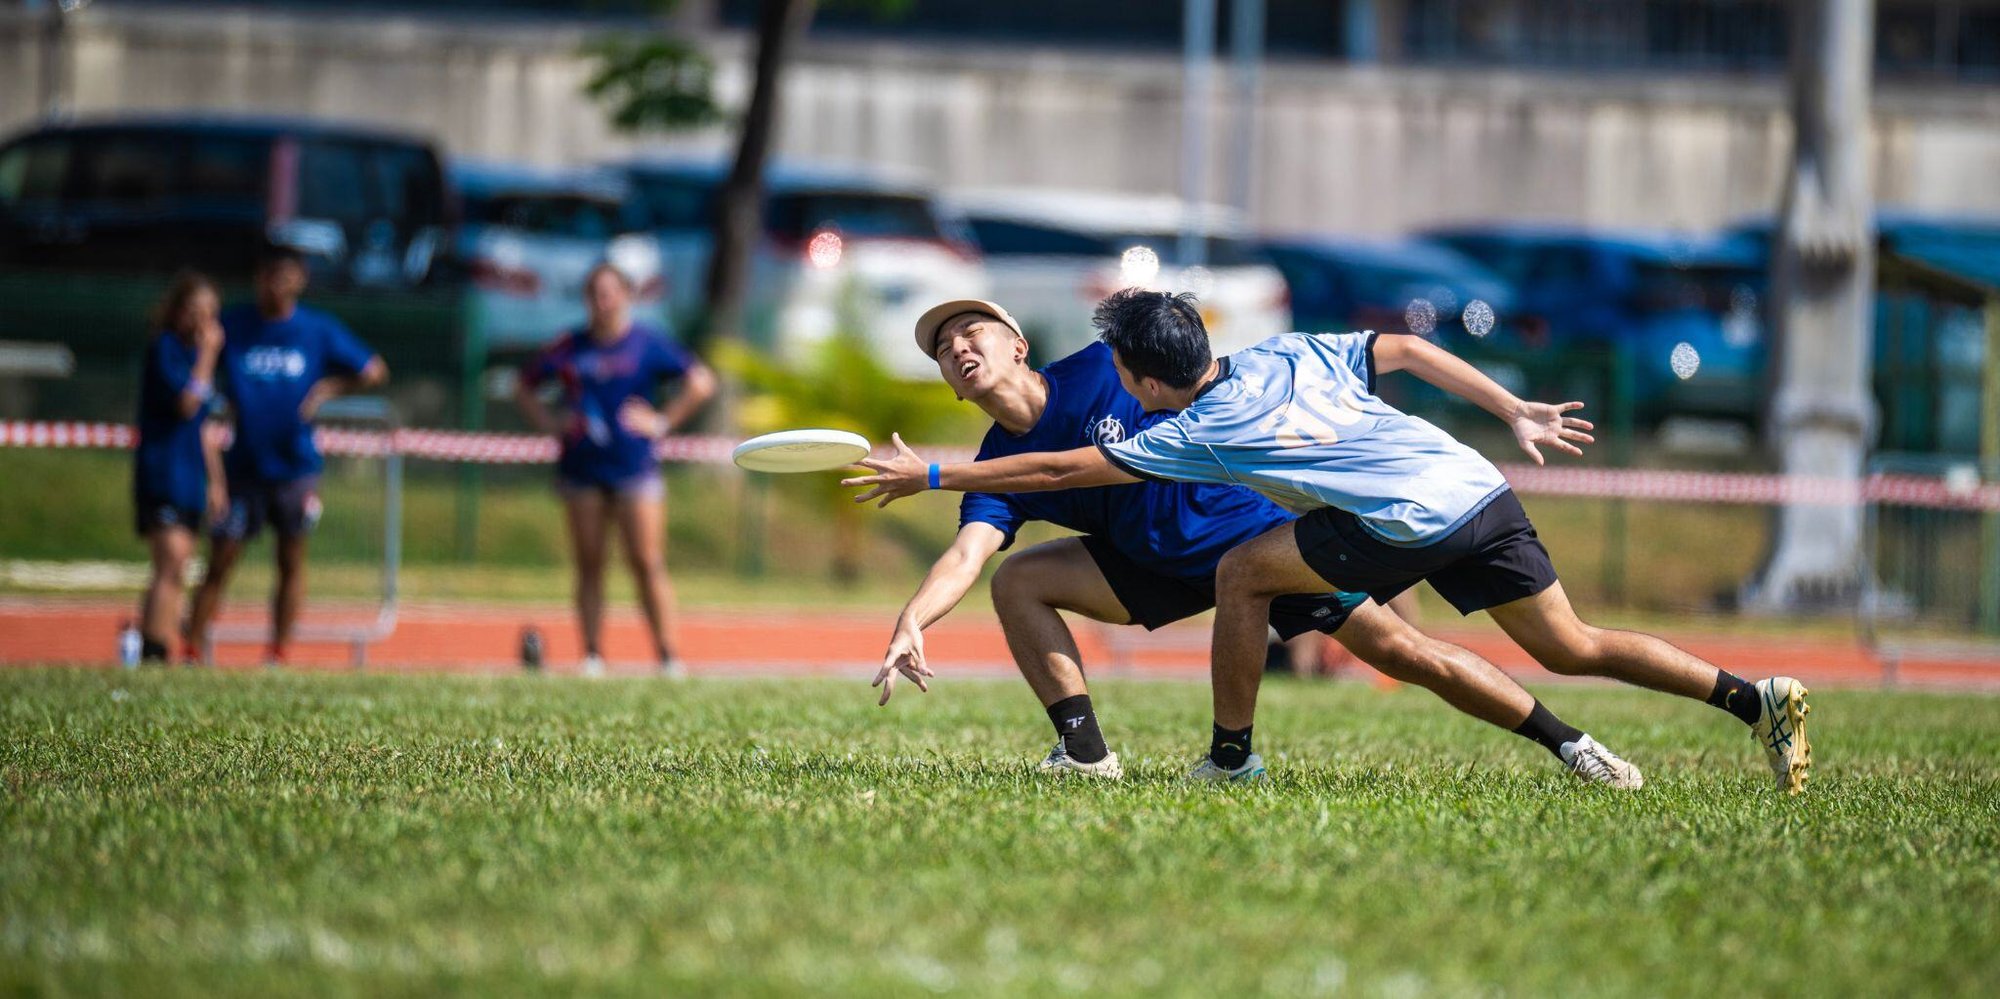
{"left": 1532, "top": 627, "right": 1609, "bottom": 676}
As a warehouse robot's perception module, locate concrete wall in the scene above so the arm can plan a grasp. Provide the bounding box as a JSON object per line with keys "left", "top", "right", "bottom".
{"left": 4, "top": 3, "right": 1999, "bottom": 235}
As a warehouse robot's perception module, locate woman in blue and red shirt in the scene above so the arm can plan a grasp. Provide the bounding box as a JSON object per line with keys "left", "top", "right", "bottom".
{"left": 517, "top": 263, "right": 716, "bottom": 676}
{"left": 133, "top": 272, "right": 229, "bottom": 663}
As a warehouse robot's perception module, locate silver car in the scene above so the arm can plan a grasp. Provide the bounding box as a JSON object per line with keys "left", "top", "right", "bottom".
{"left": 452, "top": 162, "right": 669, "bottom": 351}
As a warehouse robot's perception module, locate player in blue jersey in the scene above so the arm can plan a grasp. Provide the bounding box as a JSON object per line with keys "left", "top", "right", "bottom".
{"left": 850, "top": 290, "right": 1811, "bottom": 793}
{"left": 186, "top": 245, "right": 388, "bottom": 665}
{"left": 517, "top": 263, "right": 717, "bottom": 677}
{"left": 871, "top": 299, "right": 1641, "bottom": 786}
{"left": 132, "top": 272, "right": 229, "bottom": 664}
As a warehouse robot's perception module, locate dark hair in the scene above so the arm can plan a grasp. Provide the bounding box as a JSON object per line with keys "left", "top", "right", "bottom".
{"left": 1092, "top": 288, "right": 1211, "bottom": 389}
{"left": 151, "top": 270, "right": 218, "bottom": 334}
{"left": 255, "top": 241, "right": 307, "bottom": 273}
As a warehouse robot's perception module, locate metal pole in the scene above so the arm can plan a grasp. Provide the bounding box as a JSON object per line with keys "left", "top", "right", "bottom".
{"left": 1980, "top": 298, "right": 2000, "bottom": 633}
{"left": 1226, "top": 0, "right": 1265, "bottom": 219}
{"left": 1179, "top": 0, "right": 1217, "bottom": 269}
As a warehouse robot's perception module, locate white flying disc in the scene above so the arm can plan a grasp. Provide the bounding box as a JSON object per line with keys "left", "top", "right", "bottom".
{"left": 732, "top": 428, "right": 873, "bottom": 473}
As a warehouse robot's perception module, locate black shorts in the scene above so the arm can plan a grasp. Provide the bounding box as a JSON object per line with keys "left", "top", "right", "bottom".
{"left": 134, "top": 497, "right": 204, "bottom": 537}
{"left": 1292, "top": 488, "right": 1558, "bottom": 615}
{"left": 1081, "top": 535, "right": 1366, "bottom": 640}
{"left": 213, "top": 477, "right": 322, "bottom": 542}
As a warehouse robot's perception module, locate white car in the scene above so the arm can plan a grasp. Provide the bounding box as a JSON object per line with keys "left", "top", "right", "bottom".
{"left": 948, "top": 188, "right": 1292, "bottom": 360}
{"left": 451, "top": 162, "right": 668, "bottom": 351}
{"left": 613, "top": 159, "right": 988, "bottom": 379}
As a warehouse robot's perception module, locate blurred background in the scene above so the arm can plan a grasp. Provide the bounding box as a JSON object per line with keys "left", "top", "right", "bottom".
{"left": 2, "top": 0, "right": 1998, "bottom": 669}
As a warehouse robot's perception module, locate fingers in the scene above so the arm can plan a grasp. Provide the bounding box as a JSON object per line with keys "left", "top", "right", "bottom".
{"left": 1555, "top": 440, "right": 1584, "bottom": 457}
{"left": 840, "top": 473, "right": 884, "bottom": 488}
{"left": 1560, "top": 401, "right": 1586, "bottom": 413}
{"left": 1522, "top": 441, "right": 1544, "bottom": 466}
{"left": 1561, "top": 429, "right": 1595, "bottom": 444}
{"left": 877, "top": 670, "right": 896, "bottom": 706}
{"left": 892, "top": 432, "right": 916, "bottom": 456}
{"left": 900, "top": 663, "right": 930, "bottom": 693}
{"left": 1562, "top": 417, "right": 1594, "bottom": 431}
{"left": 853, "top": 486, "right": 886, "bottom": 504}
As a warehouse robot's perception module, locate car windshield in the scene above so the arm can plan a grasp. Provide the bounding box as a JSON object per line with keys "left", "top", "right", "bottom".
{"left": 0, "top": 131, "right": 268, "bottom": 209}
{"left": 767, "top": 191, "right": 945, "bottom": 242}
{"left": 1633, "top": 262, "right": 1762, "bottom": 312}
{"left": 468, "top": 193, "right": 627, "bottom": 239}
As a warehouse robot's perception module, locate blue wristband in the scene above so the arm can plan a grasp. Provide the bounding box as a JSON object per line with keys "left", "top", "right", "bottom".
{"left": 927, "top": 463, "right": 941, "bottom": 490}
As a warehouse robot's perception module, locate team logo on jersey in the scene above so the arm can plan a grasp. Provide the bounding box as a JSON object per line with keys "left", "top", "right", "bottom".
{"left": 243, "top": 347, "right": 307, "bottom": 380}
{"left": 1092, "top": 414, "right": 1126, "bottom": 444}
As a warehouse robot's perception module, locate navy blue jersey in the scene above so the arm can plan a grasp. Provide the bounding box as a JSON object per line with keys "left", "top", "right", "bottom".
{"left": 132, "top": 332, "right": 214, "bottom": 511}
{"left": 218, "top": 304, "right": 377, "bottom": 483}
{"left": 519, "top": 324, "right": 694, "bottom": 485}
{"left": 959, "top": 343, "right": 1295, "bottom": 581}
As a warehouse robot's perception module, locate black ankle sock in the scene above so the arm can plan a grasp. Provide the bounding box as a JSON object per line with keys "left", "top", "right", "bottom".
{"left": 1046, "top": 694, "right": 1108, "bottom": 764}
{"left": 1707, "top": 671, "right": 1762, "bottom": 726}
{"left": 139, "top": 638, "right": 169, "bottom": 663}
{"left": 1209, "top": 723, "right": 1254, "bottom": 769}
{"left": 1511, "top": 700, "right": 1586, "bottom": 760}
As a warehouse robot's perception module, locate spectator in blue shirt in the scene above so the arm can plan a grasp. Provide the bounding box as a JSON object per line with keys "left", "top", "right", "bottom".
{"left": 187, "top": 244, "right": 389, "bottom": 665}
{"left": 517, "top": 263, "right": 716, "bottom": 677}
{"left": 132, "top": 271, "right": 228, "bottom": 663}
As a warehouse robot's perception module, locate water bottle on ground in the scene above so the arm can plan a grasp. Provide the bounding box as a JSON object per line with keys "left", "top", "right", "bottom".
{"left": 117, "top": 620, "right": 142, "bottom": 669}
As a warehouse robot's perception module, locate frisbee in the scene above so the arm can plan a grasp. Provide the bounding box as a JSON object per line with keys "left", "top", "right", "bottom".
{"left": 732, "top": 428, "right": 874, "bottom": 473}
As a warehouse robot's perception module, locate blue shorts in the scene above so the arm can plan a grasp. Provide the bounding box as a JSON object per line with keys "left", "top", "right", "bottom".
{"left": 134, "top": 495, "right": 204, "bottom": 537}
{"left": 557, "top": 470, "right": 664, "bottom": 501}
{"left": 1081, "top": 535, "right": 1366, "bottom": 640}
{"left": 213, "top": 477, "right": 322, "bottom": 542}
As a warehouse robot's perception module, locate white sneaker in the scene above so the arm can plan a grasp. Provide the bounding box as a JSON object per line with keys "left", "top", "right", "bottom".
{"left": 1560, "top": 734, "right": 1645, "bottom": 790}
{"left": 581, "top": 654, "right": 606, "bottom": 678}
{"left": 1036, "top": 743, "right": 1124, "bottom": 779}
{"left": 1187, "top": 753, "right": 1266, "bottom": 783}
{"left": 658, "top": 657, "right": 688, "bottom": 680}
{"left": 1751, "top": 676, "right": 1813, "bottom": 795}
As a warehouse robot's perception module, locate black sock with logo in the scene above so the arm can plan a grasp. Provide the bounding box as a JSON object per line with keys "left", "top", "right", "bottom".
{"left": 1209, "top": 723, "right": 1254, "bottom": 770}
{"left": 1046, "top": 694, "right": 1108, "bottom": 764}
{"left": 1708, "top": 671, "right": 1762, "bottom": 726}
{"left": 1511, "top": 700, "right": 1586, "bottom": 759}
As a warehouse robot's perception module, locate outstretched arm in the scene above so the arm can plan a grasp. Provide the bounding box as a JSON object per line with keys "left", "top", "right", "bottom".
{"left": 875, "top": 522, "right": 1008, "bottom": 705}
{"left": 1372, "top": 335, "right": 1595, "bottom": 465}
{"left": 843, "top": 434, "right": 1137, "bottom": 508}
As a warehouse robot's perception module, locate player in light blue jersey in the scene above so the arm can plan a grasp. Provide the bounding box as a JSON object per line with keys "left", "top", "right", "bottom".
{"left": 848, "top": 290, "right": 1812, "bottom": 794}
{"left": 871, "top": 299, "right": 1640, "bottom": 787}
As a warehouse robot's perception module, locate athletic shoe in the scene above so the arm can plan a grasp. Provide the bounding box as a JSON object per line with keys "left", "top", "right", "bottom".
{"left": 1560, "top": 735, "right": 1645, "bottom": 790}
{"left": 1751, "top": 676, "right": 1813, "bottom": 795}
{"left": 658, "top": 657, "right": 688, "bottom": 680}
{"left": 1036, "top": 743, "right": 1124, "bottom": 779}
{"left": 581, "top": 654, "right": 606, "bottom": 678}
{"left": 1187, "top": 753, "right": 1267, "bottom": 783}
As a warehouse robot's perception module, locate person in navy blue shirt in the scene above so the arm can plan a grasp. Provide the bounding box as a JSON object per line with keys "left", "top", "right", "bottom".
{"left": 517, "top": 263, "right": 717, "bottom": 677}
{"left": 186, "top": 244, "right": 388, "bottom": 665}
{"left": 871, "top": 299, "right": 1632, "bottom": 785}
{"left": 132, "top": 272, "right": 229, "bottom": 663}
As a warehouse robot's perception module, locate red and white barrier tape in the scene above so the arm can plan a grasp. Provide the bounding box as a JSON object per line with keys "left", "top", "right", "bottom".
{"left": 6, "top": 419, "right": 1994, "bottom": 511}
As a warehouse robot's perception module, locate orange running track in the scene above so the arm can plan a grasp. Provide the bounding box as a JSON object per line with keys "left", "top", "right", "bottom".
{"left": 4, "top": 596, "right": 1996, "bottom": 689}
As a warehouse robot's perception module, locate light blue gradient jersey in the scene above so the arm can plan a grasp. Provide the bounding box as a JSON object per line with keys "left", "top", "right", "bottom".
{"left": 1098, "top": 332, "right": 1509, "bottom": 546}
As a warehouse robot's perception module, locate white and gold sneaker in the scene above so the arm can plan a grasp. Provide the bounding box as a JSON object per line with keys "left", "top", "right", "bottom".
{"left": 1037, "top": 743, "right": 1124, "bottom": 779}
{"left": 1560, "top": 734, "right": 1645, "bottom": 790}
{"left": 1751, "top": 677, "right": 1813, "bottom": 795}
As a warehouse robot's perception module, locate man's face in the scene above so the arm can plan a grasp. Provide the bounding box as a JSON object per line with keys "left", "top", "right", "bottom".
{"left": 255, "top": 259, "right": 307, "bottom": 307}
{"left": 1110, "top": 349, "right": 1182, "bottom": 412}
{"left": 933, "top": 314, "right": 1023, "bottom": 398}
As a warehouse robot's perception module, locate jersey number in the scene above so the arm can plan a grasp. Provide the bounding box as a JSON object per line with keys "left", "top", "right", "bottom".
{"left": 1256, "top": 378, "right": 1369, "bottom": 448}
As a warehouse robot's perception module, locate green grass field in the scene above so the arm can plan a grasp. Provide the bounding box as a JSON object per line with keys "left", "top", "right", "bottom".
{"left": 4, "top": 669, "right": 1997, "bottom": 996}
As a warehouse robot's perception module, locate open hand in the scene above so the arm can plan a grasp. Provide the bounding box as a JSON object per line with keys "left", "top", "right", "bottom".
{"left": 872, "top": 617, "right": 933, "bottom": 705}
{"left": 617, "top": 398, "right": 666, "bottom": 440}
{"left": 1510, "top": 401, "right": 1594, "bottom": 465}
{"left": 842, "top": 433, "right": 929, "bottom": 509}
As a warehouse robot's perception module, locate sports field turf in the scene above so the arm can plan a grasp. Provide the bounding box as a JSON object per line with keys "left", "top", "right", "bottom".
{"left": 3, "top": 669, "right": 1996, "bottom": 996}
